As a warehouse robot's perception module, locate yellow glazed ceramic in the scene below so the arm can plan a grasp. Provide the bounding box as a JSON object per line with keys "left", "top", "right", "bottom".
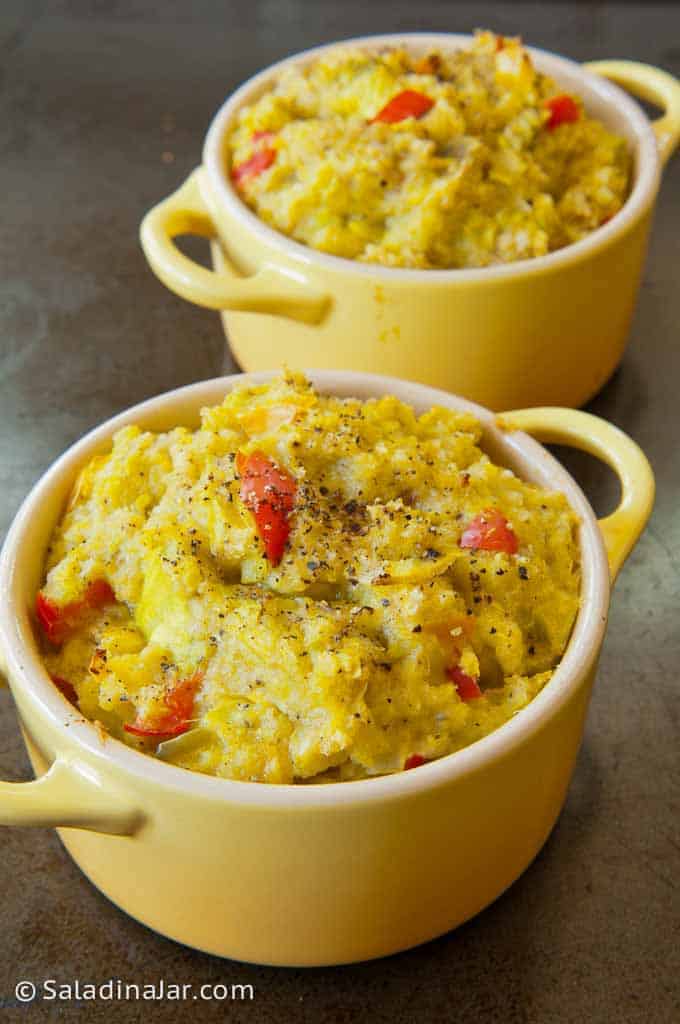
{"left": 0, "top": 372, "right": 654, "bottom": 965}
{"left": 140, "top": 35, "right": 680, "bottom": 411}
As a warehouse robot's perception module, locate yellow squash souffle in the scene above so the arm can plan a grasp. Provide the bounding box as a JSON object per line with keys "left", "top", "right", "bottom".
{"left": 227, "top": 30, "right": 630, "bottom": 269}
{"left": 37, "top": 374, "right": 580, "bottom": 783}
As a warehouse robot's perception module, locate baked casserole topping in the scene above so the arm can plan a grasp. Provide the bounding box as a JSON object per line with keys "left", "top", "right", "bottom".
{"left": 37, "top": 374, "right": 580, "bottom": 783}
{"left": 227, "top": 31, "right": 630, "bottom": 268}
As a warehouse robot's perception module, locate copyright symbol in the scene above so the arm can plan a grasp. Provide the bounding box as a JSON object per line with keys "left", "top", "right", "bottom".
{"left": 15, "top": 981, "right": 36, "bottom": 1003}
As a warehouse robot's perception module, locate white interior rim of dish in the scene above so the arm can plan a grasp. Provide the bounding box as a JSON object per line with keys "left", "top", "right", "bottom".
{"left": 0, "top": 371, "right": 611, "bottom": 808}
{"left": 202, "top": 32, "right": 661, "bottom": 283}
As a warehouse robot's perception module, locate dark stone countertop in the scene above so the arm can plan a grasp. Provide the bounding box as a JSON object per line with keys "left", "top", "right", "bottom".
{"left": 0, "top": 2, "right": 678, "bottom": 1021}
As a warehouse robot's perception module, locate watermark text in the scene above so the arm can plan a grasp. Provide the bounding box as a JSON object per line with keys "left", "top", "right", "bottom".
{"left": 13, "top": 978, "right": 254, "bottom": 1004}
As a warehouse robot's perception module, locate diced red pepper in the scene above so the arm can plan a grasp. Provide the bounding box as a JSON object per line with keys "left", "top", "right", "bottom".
{"left": 36, "top": 579, "right": 116, "bottom": 645}
{"left": 459, "top": 509, "right": 518, "bottom": 554}
{"left": 404, "top": 753, "right": 427, "bottom": 770}
{"left": 50, "top": 674, "right": 79, "bottom": 705}
{"left": 252, "top": 130, "right": 275, "bottom": 143}
{"left": 36, "top": 592, "right": 63, "bottom": 644}
{"left": 231, "top": 147, "right": 276, "bottom": 185}
{"left": 165, "top": 673, "right": 200, "bottom": 721}
{"left": 84, "top": 579, "right": 115, "bottom": 607}
{"left": 123, "top": 719, "right": 190, "bottom": 738}
{"left": 124, "top": 672, "right": 202, "bottom": 739}
{"left": 236, "top": 450, "right": 297, "bottom": 506}
{"left": 447, "top": 665, "right": 483, "bottom": 701}
{"left": 236, "top": 449, "right": 296, "bottom": 565}
{"left": 544, "top": 94, "right": 580, "bottom": 130}
{"left": 370, "top": 90, "right": 434, "bottom": 124}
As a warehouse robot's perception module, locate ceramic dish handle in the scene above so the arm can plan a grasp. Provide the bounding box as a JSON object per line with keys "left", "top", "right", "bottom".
{"left": 140, "top": 168, "right": 329, "bottom": 323}
{"left": 0, "top": 755, "right": 143, "bottom": 833}
{"left": 498, "top": 408, "right": 655, "bottom": 582}
{"left": 585, "top": 60, "right": 680, "bottom": 166}
{"left": 0, "top": 645, "right": 143, "bottom": 835}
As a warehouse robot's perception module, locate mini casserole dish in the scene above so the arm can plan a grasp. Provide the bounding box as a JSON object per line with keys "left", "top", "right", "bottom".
{"left": 0, "top": 371, "right": 653, "bottom": 965}
{"left": 139, "top": 33, "right": 680, "bottom": 410}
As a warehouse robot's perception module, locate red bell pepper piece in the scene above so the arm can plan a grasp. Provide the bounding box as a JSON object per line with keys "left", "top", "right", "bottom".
{"left": 251, "top": 130, "right": 275, "bottom": 143}
{"left": 84, "top": 579, "right": 115, "bottom": 607}
{"left": 231, "top": 146, "right": 276, "bottom": 185}
{"left": 459, "top": 509, "right": 518, "bottom": 554}
{"left": 404, "top": 753, "right": 427, "bottom": 770}
{"left": 36, "top": 592, "right": 64, "bottom": 644}
{"left": 370, "top": 89, "right": 434, "bottom": 124}
{"left": 447, "top": 665, "right": 483, "bottom": 701}
{"left": 124, "top": 672, "right": 202, "bottom": 739}
{"left": 544, "top": 94, "right": 580, "bottom": 130}
{"left": 236, "top": 450, "right": 296, "bottom": 565}
{"left": 50, "top": 674, "right": 79, "bottom": 705}
{"left": 123, "top": 720, "right": 190, "bottom": 738}
{"left": 36, "top": 579, "right": 116, "bottom": 645}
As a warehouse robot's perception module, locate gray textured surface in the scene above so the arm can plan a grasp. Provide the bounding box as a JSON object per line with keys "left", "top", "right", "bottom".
{"left": 0, "top": 2, "right": 678, "bottom": 1021}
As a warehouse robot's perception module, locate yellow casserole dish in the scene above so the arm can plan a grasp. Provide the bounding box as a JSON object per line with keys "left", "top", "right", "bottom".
{"left": 35, "top": 372, "right": 581, "bottom": 783}
{"left": 0, "top": 371, "right": 653, "bottom": 964}
{"left": 140, "top": 34, "right": 680, "bottom": 409}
